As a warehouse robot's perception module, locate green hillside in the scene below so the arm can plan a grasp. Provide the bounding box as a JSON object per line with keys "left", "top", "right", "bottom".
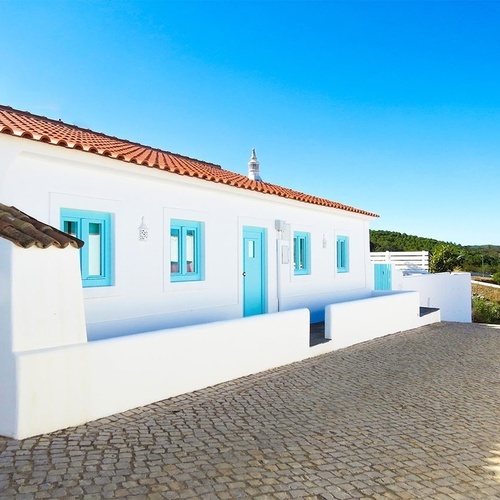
{"left": 370, "top": 230, "right": 500, "bottom": 275}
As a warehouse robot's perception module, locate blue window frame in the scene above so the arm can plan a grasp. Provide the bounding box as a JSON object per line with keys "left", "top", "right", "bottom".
{"left": 170, "top": 219, "right": 203, "bottom": 282}
{"left": 337, "top": 235, "right": 349, "bottom": 273}
{"left": 293, "top": 231, "right": 310, "bottom": 275}
{"left": 60, "top": 208, "right": 113, "bottom": 287}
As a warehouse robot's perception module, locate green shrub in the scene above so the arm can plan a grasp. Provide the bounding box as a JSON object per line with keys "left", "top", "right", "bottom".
{"left": 472, "top": 295, "right": 500, "bottom": 324}
{"left": 492, "top": 272, "right": 500, "bottom": 285}
{"left": 430, "top": 244, "right": 462, "bottom": 273}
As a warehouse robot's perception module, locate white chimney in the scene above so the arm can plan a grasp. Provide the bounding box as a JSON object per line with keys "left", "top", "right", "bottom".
{"left": 247, "top": 148, "right": 262, "bottom": 181}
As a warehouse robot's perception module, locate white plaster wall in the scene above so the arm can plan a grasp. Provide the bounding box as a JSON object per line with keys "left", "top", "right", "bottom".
{"left": 325, "top": 291, "right": 424, "bottom": 350}
{"left": 11, "top": 245, "right": 87, "bottom": 351}
{"left": 277, "top": 216, "right": 373, "bottom": 322}
{"left": 398, "top": 272, "right": 472, "bottom": 322}
{"left": 0, "top": 240, "right": 16, "bottom": 437}
{"left": 13, "top": 308, "right": 310, "bottom": 439}
{"left": 0, "top": 240, "right": 86, "bottom": 437}
{"left": 1, "top": 135, "right": 375, "bottom": 337}
{"left": 0, "top": 238, "right": 87, "bottom": 436}
{"left": 0, "top": 240, "right": 12, "bottom": 346}
{"left": 281, "top": 288, "right": 373, "bottom": 323}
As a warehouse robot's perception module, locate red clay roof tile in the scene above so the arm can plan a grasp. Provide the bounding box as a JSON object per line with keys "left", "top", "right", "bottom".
{"left": 0, "top": 105, "right": 378, "bottom": 218}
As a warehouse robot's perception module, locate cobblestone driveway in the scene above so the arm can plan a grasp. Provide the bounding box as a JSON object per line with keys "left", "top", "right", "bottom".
{"left": 1, "top": 322, "right": 499, "bottom": 499}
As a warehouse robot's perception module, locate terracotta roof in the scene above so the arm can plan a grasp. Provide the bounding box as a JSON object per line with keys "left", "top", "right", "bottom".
{"left": 0, "top": 203, "right": 84, "bottom": 249}
{"left": 0, "top": 105, "right": 378, "bottom": 218}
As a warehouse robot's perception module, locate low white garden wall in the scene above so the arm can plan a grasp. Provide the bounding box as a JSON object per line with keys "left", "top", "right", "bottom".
{"left": 2, "top": 241, "right": 451, "bottom": 440}
{"left": 12, "top": 308, "right": 310, "bottom": 439}
{"left": 394, "top": 272, "right": 471, "bottom": 323}
{"left": 324, "top": 291, "right": 431, "bottom": 350}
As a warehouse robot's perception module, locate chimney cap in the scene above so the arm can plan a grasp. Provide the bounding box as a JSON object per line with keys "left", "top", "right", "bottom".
{"left": 248, "top": 148, "right": 262, "bottom": 181}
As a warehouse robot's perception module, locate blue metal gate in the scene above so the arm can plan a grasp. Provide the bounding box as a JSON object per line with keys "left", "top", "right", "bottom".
{"left": 374, "top": 263, "right": 392, "bottom": 290}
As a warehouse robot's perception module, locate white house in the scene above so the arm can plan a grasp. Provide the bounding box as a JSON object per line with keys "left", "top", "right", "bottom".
{"left": 0, "top": 104, "right": 379, "bottom": 338}
{"left": 1, "top": 105, "right": 442, "bottom": 439}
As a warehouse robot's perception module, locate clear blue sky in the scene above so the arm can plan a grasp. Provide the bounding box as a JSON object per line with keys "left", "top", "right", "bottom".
{"left": 1, "top": 0, "right": 499, "bottom": 245}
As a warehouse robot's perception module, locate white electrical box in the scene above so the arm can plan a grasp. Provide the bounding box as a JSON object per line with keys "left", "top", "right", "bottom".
{"left": 281, "top": 245, "right": 290, "bottom": 264}
{"left": 275, "top": 219, "right": 286, "bottom": 232}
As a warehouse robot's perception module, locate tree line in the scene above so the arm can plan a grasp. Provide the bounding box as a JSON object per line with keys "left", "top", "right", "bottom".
{"left": 370, "top": 230, "right": 500, "bottom": 275}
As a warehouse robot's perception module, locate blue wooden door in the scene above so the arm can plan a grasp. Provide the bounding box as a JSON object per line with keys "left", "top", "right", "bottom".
{"left": 243, "top": 227, "right": 266, "bottom": 316}
{"left": 374, "top": 263, "right": 392, "bottom": 290}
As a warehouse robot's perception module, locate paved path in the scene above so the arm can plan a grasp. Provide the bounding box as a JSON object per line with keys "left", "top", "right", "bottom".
{"left": 1, "top": 322, "right": 500, "bottom": 499}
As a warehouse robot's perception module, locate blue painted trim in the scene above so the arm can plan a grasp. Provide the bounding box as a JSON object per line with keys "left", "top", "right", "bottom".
{"left": 336, "top": 235, "right": 349, "bottom": 273}
{"left": 60, "top": 208, "right": 113, "bottom": 287}
{"left": 293, "top": 231, "right": 310, "bottom": 275}
{"left": 170, "top": 219, "right": 204, "bottom": 282}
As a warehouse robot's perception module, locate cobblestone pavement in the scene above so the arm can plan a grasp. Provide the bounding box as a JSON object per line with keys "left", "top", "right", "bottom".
{"left": 1, "top": 322, "right": 500, "bottom": 499}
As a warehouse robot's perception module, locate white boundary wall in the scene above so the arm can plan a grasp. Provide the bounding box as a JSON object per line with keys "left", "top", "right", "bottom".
{"left": 10, "top": 309, "right": 310, "bottom": 439}
{"left": 471, "top": 280, "right": 500, "bottom": 290}
{"left": 2, "top": 286, "right": 443, "bottom": 439}
{"left": 394, "top": 272, "right": 471, "bottom": 323}
{"left": 324, "top": 291, "right": 440, "bottom": 351}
